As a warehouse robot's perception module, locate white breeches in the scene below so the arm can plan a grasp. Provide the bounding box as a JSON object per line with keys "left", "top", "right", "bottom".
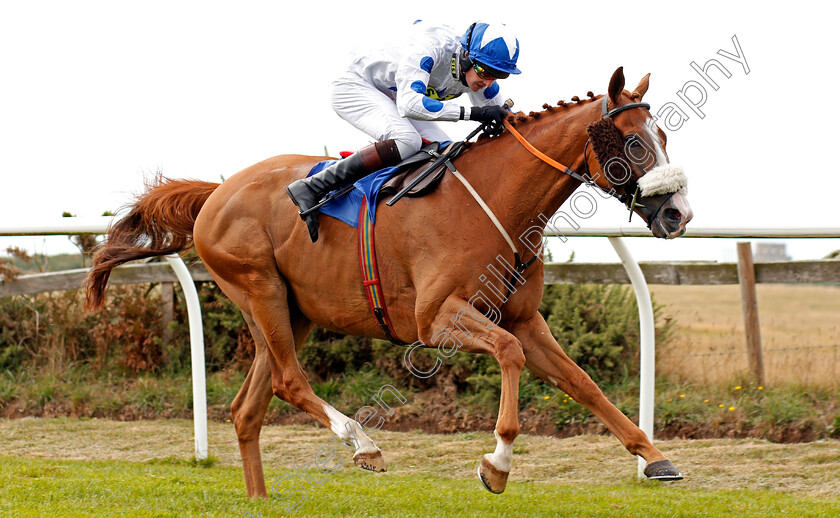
{"left": 330, "top": 75, "right": 451, "bottom": 159}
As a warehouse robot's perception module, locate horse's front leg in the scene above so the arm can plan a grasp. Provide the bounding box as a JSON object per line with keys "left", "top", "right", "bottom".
{"left": 510, "top": 312, "right": 683, "bottom": 480}
{"left": 419, "top": 295, "right": 526, "bottom": 494}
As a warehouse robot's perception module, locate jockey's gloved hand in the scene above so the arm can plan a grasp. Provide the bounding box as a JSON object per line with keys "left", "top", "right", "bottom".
{"left": 470, "top": 105, "right": 508, "bottom": 136}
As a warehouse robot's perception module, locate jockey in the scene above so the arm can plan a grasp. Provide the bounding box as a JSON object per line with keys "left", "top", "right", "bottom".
{"left": 286, "top": 20, "right": 522, "bottom": 242}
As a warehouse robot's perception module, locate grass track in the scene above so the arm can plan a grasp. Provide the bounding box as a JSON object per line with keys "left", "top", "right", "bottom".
{"left": 3, "top": 455, "right": 840, "bottom": 518}
{"left": 3, "top": 418, "right": 840, "bottom": 517}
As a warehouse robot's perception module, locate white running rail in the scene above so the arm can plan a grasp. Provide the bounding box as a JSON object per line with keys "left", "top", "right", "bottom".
{"left": 4, "top": 219, "right": 839, "bottom": 474}
{"left": 0, "top": 216, "right": 208, "bottom": 460}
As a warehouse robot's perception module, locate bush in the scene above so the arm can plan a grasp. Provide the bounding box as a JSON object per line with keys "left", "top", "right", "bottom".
{"left": 0, "top": 286, "right": 164, "bottom": 375}
{"left": 298, "top": 328, "right": 376, "bottom": 381}
{"left": 93, "top": 286, "right": 165, "bottom": 373}
{"left": 0, "top": 269, "right": 672, "bottom": 412}
{"left": 538, "top": 283, "right": 673, "bottom": 385}
{"left": 167, "top": 282, "right": 254, "bottom": 374}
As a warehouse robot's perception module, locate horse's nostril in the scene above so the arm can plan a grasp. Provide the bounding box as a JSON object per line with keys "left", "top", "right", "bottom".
{"left": 663, "top": 208, "right": 682, "bottom": 221}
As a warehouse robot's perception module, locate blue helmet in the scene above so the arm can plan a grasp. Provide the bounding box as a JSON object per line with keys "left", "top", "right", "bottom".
{"left": 460, "top": 22, "right": 521, "bottom": 77}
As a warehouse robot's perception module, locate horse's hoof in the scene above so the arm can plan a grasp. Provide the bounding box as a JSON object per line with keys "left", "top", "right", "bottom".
{"left": 477, "top": 455, "right": 509, "bottom": 494}
{"left": 644, "top": 459, "right": 683, "bottom": 480}
{"left": 353, "top": 450, "right": 386, "bottom": 472}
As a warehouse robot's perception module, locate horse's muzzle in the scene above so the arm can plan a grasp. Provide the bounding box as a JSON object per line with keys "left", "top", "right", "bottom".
{"left": 648, "top": 191, "right": 693, "bottom": 239}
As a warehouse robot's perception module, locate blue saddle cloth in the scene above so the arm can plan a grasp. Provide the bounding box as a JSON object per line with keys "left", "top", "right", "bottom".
{"left": 307, "top": 160, "right": 399, "bottom": 228}
{"left": 309, "top": 141, "right": 453, "bottom": 227}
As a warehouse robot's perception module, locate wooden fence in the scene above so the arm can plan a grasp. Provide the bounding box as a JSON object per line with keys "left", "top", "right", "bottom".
{"left": 2, "top": 258, "right": 837, "bottom": 299}
{"left": 0, "top": 262, "right": 213, "bottom": 298}
{"left": 2, "top": 254, "right": 838, "bottom": 385}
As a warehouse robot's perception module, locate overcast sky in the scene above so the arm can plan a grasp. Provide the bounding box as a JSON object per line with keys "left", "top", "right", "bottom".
{"left": 1, "top": 1, "right": 838, "bottom": 263}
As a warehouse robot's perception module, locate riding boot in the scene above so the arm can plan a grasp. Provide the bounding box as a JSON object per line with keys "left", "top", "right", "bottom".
{"left": 286, "top": 140, "right": 402, "bottom": 243}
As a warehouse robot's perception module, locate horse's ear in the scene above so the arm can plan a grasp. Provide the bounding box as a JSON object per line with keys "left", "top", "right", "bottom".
{"left": 632, "top": 73, "right": 651, "bottom": 100}
{"left": 608, "top": 67, "right": 625, "bottom": 106}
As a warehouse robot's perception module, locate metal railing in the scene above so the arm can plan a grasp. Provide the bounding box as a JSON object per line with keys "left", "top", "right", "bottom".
{"left": 3, "top": 218, "right": 839, "bottom": 476}
{"left": 0, "top": 217, "right": 208, "bottom": 460}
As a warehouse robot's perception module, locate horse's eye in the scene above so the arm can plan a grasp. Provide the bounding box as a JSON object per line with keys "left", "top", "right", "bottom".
{"left": 626, "top": 136, "right": 643, "bottom": 148}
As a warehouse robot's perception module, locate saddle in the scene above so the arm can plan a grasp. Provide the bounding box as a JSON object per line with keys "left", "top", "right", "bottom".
{"left": 380, "top": 141, "right": 460, "bottom": 202}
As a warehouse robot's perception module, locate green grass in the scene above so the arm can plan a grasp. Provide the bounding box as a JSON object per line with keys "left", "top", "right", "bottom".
{"left": 2, "top": 454, "right": 839, "bottom": 517}
{"left": 4, "top": 417, "right": 840, "bottom": 516}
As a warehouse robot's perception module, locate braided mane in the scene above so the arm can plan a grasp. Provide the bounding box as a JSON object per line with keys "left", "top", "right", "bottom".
{"left": 505, "top": 90, "right": 601, "bottom": 128}
{"left": 471, "top": 90, "right": 602, "bottom": 144}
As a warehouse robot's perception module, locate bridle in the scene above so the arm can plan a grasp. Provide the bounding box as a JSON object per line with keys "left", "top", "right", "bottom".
{"left": 585, "top": 96, "right": 675, "bottom": 225}
{"left": 504, "top": 96, "right": 676, "bottom": 227}
{"left": 583, "top": 96, "right": 651, "bottom": 203}
{"left": 449, "top": 96, "right": 671, "bottom": 312}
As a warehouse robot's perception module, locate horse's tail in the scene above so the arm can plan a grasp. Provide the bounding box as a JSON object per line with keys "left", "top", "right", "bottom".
{"left": 85, "top": 176, "right": 220, "bottom": 310}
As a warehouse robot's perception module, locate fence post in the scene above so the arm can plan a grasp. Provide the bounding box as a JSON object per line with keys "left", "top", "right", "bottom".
{"left": 736, "top": 241, "right": 765, "bottom": 385}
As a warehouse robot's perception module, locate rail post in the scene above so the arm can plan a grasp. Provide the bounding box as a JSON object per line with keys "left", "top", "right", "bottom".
{"left": 164, "top": 254, "right": 208, "bottom": 460}
{"left": 608, "top": 237, "right": 655, "bottom": 479}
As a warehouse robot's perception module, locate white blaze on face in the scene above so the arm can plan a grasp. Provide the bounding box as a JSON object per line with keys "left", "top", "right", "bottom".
{"left": 670, "top": 192, "right": 694, "bottom": 225}
{"left": 643, "top": 118, "right": 669, "bottom": 167}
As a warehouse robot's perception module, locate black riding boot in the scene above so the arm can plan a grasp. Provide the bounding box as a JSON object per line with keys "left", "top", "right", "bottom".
{"left": 286, "top": 140, "right": 401, "bottom": 243}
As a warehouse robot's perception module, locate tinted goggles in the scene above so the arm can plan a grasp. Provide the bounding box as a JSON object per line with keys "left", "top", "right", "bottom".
{"left": 472, "top": 61, "right": 509, "bottom": 80}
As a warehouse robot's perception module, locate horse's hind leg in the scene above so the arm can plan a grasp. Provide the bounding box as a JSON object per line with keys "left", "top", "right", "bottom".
{"left": 231, "top": 310, "right": 313, "bottom": 498}
{"left": 246, "top": 277, "right": 387, "bottom": 474}
{"left": 511, "top": 312, "right": 683, "bottom": 480}
{"left": 231, "top": 312, "right": 274, "bottom": 498}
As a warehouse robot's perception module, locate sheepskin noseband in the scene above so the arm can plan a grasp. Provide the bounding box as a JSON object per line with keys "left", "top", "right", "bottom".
{"left": 638, "top": 165, "right": 688, "bottom": 197}
{"left": 587, "top": 117, "right": 688, "bottom": 197}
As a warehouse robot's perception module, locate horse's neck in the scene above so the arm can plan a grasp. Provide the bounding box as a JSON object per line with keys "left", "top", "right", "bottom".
{"left": 462, "top": 99, "right": 601, "bottom": 247}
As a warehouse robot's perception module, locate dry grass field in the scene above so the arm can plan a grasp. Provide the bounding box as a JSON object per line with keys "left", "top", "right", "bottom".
{"left": 3, "top": 417, "right": 840, "bottom": 499}
{"left": 651, "top": 284, "right": 840, "bottom": 387}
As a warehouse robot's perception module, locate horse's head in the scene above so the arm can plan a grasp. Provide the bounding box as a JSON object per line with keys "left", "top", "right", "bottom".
{"left": 585, "top": 67, "right": 693, "bottom": 238}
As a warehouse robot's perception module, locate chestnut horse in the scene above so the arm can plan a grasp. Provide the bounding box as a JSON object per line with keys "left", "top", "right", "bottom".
{"left": 86, "top": 68, "right": 692, "bottom": 497}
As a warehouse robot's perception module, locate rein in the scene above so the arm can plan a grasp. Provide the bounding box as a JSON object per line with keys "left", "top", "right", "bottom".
{"left": 502, "top": 98, "right": 670, "bottom": 225}
{"left": 503, "top": 118, "right": 631, "bottom": 207}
